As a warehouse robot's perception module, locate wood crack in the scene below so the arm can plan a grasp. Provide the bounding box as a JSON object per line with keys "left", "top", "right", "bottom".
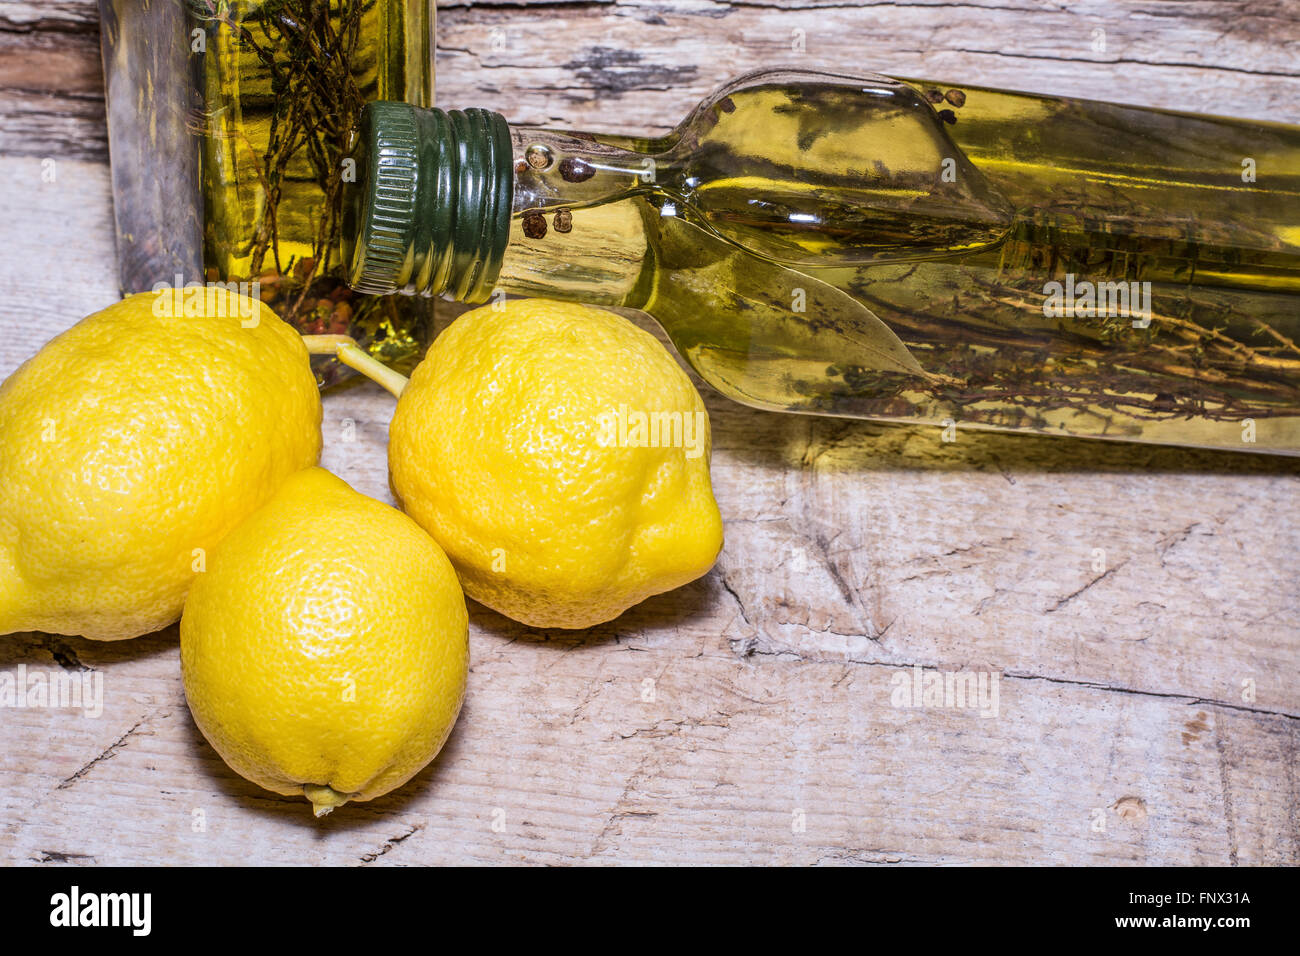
{"left": 359, "top": 823, "right": 424, "bottom": 865}
{"left": 940, "top": 46, "right": 1300, "bottom": 80}
{"left": 1214, "top": 726, "right": 1239, "bottom": 867}
{"left": 56, "top": 711, "right": 164, "bottom": 790}
{"left": 1045, "top": 559, "right": 1129, "bottom": 612}
{"left": 29, "top": 849, "right": 96, "bottom": 864}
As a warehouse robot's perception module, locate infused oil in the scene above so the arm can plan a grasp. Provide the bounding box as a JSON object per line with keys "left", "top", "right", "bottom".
{"left": 197, "top": 0, "right": 435, "bottom": 384}
{"left": 490, "top": 72, "right": 1300, "bottom": 453}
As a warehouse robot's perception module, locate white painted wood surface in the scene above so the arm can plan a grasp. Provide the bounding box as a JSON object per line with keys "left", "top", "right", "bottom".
{"left": 0, "top": 0, "right": 1296, "bottom": 865}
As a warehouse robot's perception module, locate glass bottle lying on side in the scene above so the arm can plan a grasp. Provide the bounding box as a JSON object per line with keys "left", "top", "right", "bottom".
{"left": 341, "top": 69, "right": 1300, "bottom": 454}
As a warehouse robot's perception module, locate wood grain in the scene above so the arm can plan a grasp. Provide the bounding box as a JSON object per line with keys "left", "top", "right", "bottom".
{"left": 0, "top": 0, "right": 1296, "bottom": 866}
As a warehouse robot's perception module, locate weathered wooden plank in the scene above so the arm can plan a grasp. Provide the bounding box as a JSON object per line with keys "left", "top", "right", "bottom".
{"left": 432, "top": 0, "right": 1300, "bottom": 131}
{"left": 0, "top": 0, "right": 104, "bottom": 159}
{"left": 0, "top": 156, "right": 119, "bottom": 362}
{"left": 0, "top": 625, "right": 1294, "bottom": 865}
{"left": 0, "top": 91, "right": 105, "bottom": 162}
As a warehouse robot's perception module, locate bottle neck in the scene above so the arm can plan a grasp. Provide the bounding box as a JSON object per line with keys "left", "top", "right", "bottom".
{"left": 343, "top": 103, "right": 514, "bottom": 304}
{"left": 494, "top": 126, "right": 656, "bottom": 308}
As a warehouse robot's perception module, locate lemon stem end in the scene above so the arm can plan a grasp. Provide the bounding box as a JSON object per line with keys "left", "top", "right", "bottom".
{"left": 300, "top": 335, "right": 409, "bottom": 398}
{"left": 303, "top": 783, "right": 353, "bottom": 817}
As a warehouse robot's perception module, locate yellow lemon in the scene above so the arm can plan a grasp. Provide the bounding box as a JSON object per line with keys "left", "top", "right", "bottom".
{"left": 180, "top": 467, "right": 468, "bottom": 817}
{"left": 388, "top": 298, "right": 723, "bottom": 629}
{"left": 0, "top": 290, "right": 320, "bottom": 641}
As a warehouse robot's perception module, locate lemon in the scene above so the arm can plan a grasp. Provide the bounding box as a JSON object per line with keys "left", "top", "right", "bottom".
{"left": 387, "top": 298, "right": 723, "bottom": 629}
{"left": 0, "top": 290, "right": 321, "bottom": 641}
{"left": 180, "top": 467, "right": 468, "bottom": 816}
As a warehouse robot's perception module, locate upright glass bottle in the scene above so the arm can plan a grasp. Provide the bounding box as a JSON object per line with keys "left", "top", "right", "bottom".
{"left": 344, "top": 70, "right": 1300, "bottom": 454}
{"left": 99, "top": 0, "right": 436, "bottom": 384}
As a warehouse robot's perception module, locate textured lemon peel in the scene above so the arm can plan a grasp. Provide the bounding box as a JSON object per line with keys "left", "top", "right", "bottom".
{"left": 182, "top": 468, "right": 469, "bottom": 818}
{"left": 383, "top": 299, "right": 724, "bottom": 629}
{"left": 0, "top": 565, "right": 21, "bottom": 635}
{"left": 0, "top": 292, "right": 322, "bottom": 640}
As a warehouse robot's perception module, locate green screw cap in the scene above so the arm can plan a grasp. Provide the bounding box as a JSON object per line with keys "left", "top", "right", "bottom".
{"left": 343, "top": 101, "right": 514, "bottom": 304}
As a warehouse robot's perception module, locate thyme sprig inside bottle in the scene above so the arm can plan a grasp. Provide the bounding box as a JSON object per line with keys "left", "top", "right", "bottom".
{"left": 196, "top": 0, "right": 434, "bottom": 386}
{"left": 343, "top": 69, "right": 1300, "bottom": 454}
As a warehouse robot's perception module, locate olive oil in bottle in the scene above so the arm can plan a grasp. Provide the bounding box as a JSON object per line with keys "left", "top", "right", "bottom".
{"left": 346, "top": 70, "right": 1300, "bottom": 454}
{"left": 196, "top": 0, "right": 436, "bottom": 386}
{"left": 99, "top": 0, "right": 437, "bottom": 386}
